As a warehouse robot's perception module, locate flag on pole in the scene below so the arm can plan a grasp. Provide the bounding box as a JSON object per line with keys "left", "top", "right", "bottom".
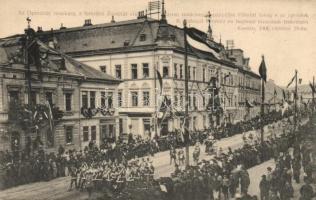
{"left": 310, "top": 82, "right": 316, "bottom": 93}
{"left": 299, "top": 78, "right": 302, "bottom": 84}
{"left": 286, "top": 74, "right": 296, "bottom": 88}
{"left": 281, "top": 101, "right": 289, "bottom": 116}
{"left": 274, "top": 89, "right": 277, "bottom": 96}
{"left": 46, "top": 100, "right": 53, "bottom": 132}
{"left": 185, "top": 27, "right": 221, "bottom": 59}
{"left": 258, "top": 55, "right": 267, "bottom": 82}
{"left": 282, "top": 90, "right": 286, "bottom": 100}
{"left": 156, "top": 69, "right": 163, "bottom": 95}
{"left": 224, "top": 73, "right": 231, "bottom": 80}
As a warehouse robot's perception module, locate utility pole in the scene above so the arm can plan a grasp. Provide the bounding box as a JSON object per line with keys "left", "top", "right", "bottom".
{"left": 183, "top": 19, "right": 190, "bottom": 166}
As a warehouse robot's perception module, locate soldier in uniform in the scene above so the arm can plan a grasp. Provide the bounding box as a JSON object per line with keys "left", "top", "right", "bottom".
{"left": 170, "top": 145, "right": 177, "bottom": 165}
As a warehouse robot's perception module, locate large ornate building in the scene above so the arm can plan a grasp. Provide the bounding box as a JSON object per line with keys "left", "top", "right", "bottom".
{"left": 0, "top": 7, "right": 262, "bottom": 150}
{"left": 0, "top": 32, "right": 120, "bottom": 152}
{"left": 31, "top": 10, "right": 261, "bottom": 138}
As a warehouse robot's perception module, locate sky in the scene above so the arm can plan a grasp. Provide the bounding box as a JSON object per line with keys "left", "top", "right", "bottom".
{"left": 0, "top": 0, "right": 315, "bottom": 86}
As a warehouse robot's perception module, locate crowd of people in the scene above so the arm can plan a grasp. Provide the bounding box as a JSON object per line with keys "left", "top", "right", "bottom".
{"left": 160, "top": 115, "right": 315, "bottom": 200}
{"left": 258, "top": 118, "right": 316, "bottom": 200}
{"left": 0, "top": 110, "right": 292, "bottom": 190}
{"left": 0, "top": 137, "right": 157, "bottom": 190}
{"left": 2, "top": 108, "right": 313, "bottom": 200}
{"left": 161, "top": 119, "right": 296, "bottom": 200}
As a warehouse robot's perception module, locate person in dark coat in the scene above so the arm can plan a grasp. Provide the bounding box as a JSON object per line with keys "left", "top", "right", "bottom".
{"left": 292, "top": 158, "right": 301, "bottom": 183}
{"left": 299, "top": 179, "right": 315, "bottom": 200}
{"left": 280, "top": 181, "right": 293, "bottom": 200}
{"left": 240, "top": 169, "right": 250, "bottom": 196}
{"left": 259, "top": 175, "right": 269, "bottom": 200}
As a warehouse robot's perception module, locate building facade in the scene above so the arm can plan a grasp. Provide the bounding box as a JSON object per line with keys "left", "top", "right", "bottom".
{"left": 29, "top": 13, "right": 262, "bottom": 137}
{"left": 0, "top": 35, "right": 120, "bottom": 152}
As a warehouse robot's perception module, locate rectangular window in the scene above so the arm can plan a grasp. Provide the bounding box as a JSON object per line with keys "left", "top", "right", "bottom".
{"left": 140, "top": 34, "right": 146, "bottom": 41}
{"left": 131, "top": 64, "right": 137, "bottom": 79}
{"left": 174, "top": 94, "right": 178, "bottom": 106}
{"left": 45, "top": 92, "right": 53, "bottom": 106}
{"left": 202, "top": 68, "right": 206, "bottom": 82}
{"left": 193, "top": 67, "right": 196, "bottom": 81}
{"left": 109, "top": 124, "right": 115, "bottom": 138}
{"left": 91, "top": 126, "right": 96, "bottom": 141}
{"left": 193, "top": 93, "right": 197, "bottom": 108}
{"left": 8, "top": 91, "right": 19, "bottom": 103}
{"left": 119, "top": 118, "right": 123, "bottom": 135}
{"left": 143, "top": 63, "right": 149, "bottom": 78}
{"left": 82, "top": 91, "right": 88, "bottom": 108}
{"left": 180, "top": 92, "right": 184, "bottom": 107}
{"left": 131, "top": 91, "right": 138, "bottom": 107}
{"left": 101, "top": 92, "right": 106, "bottom": 107}
{"left": 90, "top": 91, "right": 96, "bottom": 108}
{"left": 101, "top": 125, "right": 107, "bottom": 140}
{"left": 83, "top": 126, "right": 89, "bottom": 142}
{"left": 188, "top": 66, "right": 191, "bottom": 80}
{"left": 30, "top": 91, "right": 37, "bottom": 105}
{"left": 118, "top": 92, "right": 122, "bottom": 107}
{"left": 107, "top": 92, "right": 113, "bottom": 108}
{"left": 100, "top": 65, "right": 106, "bottom": 73}
{"left": 179, "top": 64, "right": 183, "bottom": 79}
{"left": 115, "top": 65, "right": 121, "bottom": 79}
{"left": 163, "top": 66, "right": 169, "bottom": 78}
{"left": 143, "top": 91, "right": 150, "bottom": 106}
{"left": 65, "top": 126, "right": 73, "bottom": 144}
{"left": 174, "top": 64, "right": 177, "bottom": 78}
{"left": 65, "top": 93, "right": 72, "bottom": 111}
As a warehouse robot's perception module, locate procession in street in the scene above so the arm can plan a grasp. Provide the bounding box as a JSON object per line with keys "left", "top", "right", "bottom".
{"left": 0, "top": 0, "right": 315, "bottom": 199}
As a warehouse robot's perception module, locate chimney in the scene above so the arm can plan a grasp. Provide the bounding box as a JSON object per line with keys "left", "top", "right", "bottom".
{"left": 60, "top": 23, "right": 66, "bottom": 30}
{"left": 111, "top": 16, "right": 115, "bottom": 23}
{"left": 37, "top": 26, "right": 43, "bottom": 33}
{"left": 137, "top": 11, "right": 146, "bottom": 19}
{"left": 83, "top": 19, "right": 92, "bottom": 26}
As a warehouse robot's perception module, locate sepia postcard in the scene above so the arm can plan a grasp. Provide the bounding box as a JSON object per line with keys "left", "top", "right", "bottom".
{"left": 0, "top": 0, "right": 315, "bottom": 199}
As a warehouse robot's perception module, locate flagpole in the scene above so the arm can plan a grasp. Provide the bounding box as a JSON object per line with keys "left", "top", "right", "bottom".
{"left": 312, "top": 76, "right": 315, "bottom": 115}
{"left": 260, "top": 78, "right": 265, "bottom": 146}
{"left": 274, "top": 90, "right": 276, "bottom": 111}
{"left": 25, "top": 19, "right": 32, "bottom": 107}
{"left": 154, "top": 60, "right": 158, "bottom": 138}
{"left": 294, "top": 70, "right": 298, "bottom": 129}
{"left": 258, "top": 55, "right": 266, "bottom": 149}
{"left": 183, "top": 19, "right": 190, "bottom": 166}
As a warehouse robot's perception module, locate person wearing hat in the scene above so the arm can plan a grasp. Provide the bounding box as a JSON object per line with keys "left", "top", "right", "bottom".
{"left": 259, "top": 175, "right": 269, "bottom": 200}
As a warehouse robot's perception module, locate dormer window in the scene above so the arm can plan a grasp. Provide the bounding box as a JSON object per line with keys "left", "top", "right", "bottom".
{"left": 170, "top": 34, "right": 176, "bottom": 41}
{"left": 124, "top": 40, "right": 130, "bottom": 46}
{"left": 52, "top": 58, "right": 65, "bottom": 70}
{"left": 140, "top": 34, "right": 146, "bottom": 41}
{"left": 100, "top": 65, "right": 106, "bottom": 73}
